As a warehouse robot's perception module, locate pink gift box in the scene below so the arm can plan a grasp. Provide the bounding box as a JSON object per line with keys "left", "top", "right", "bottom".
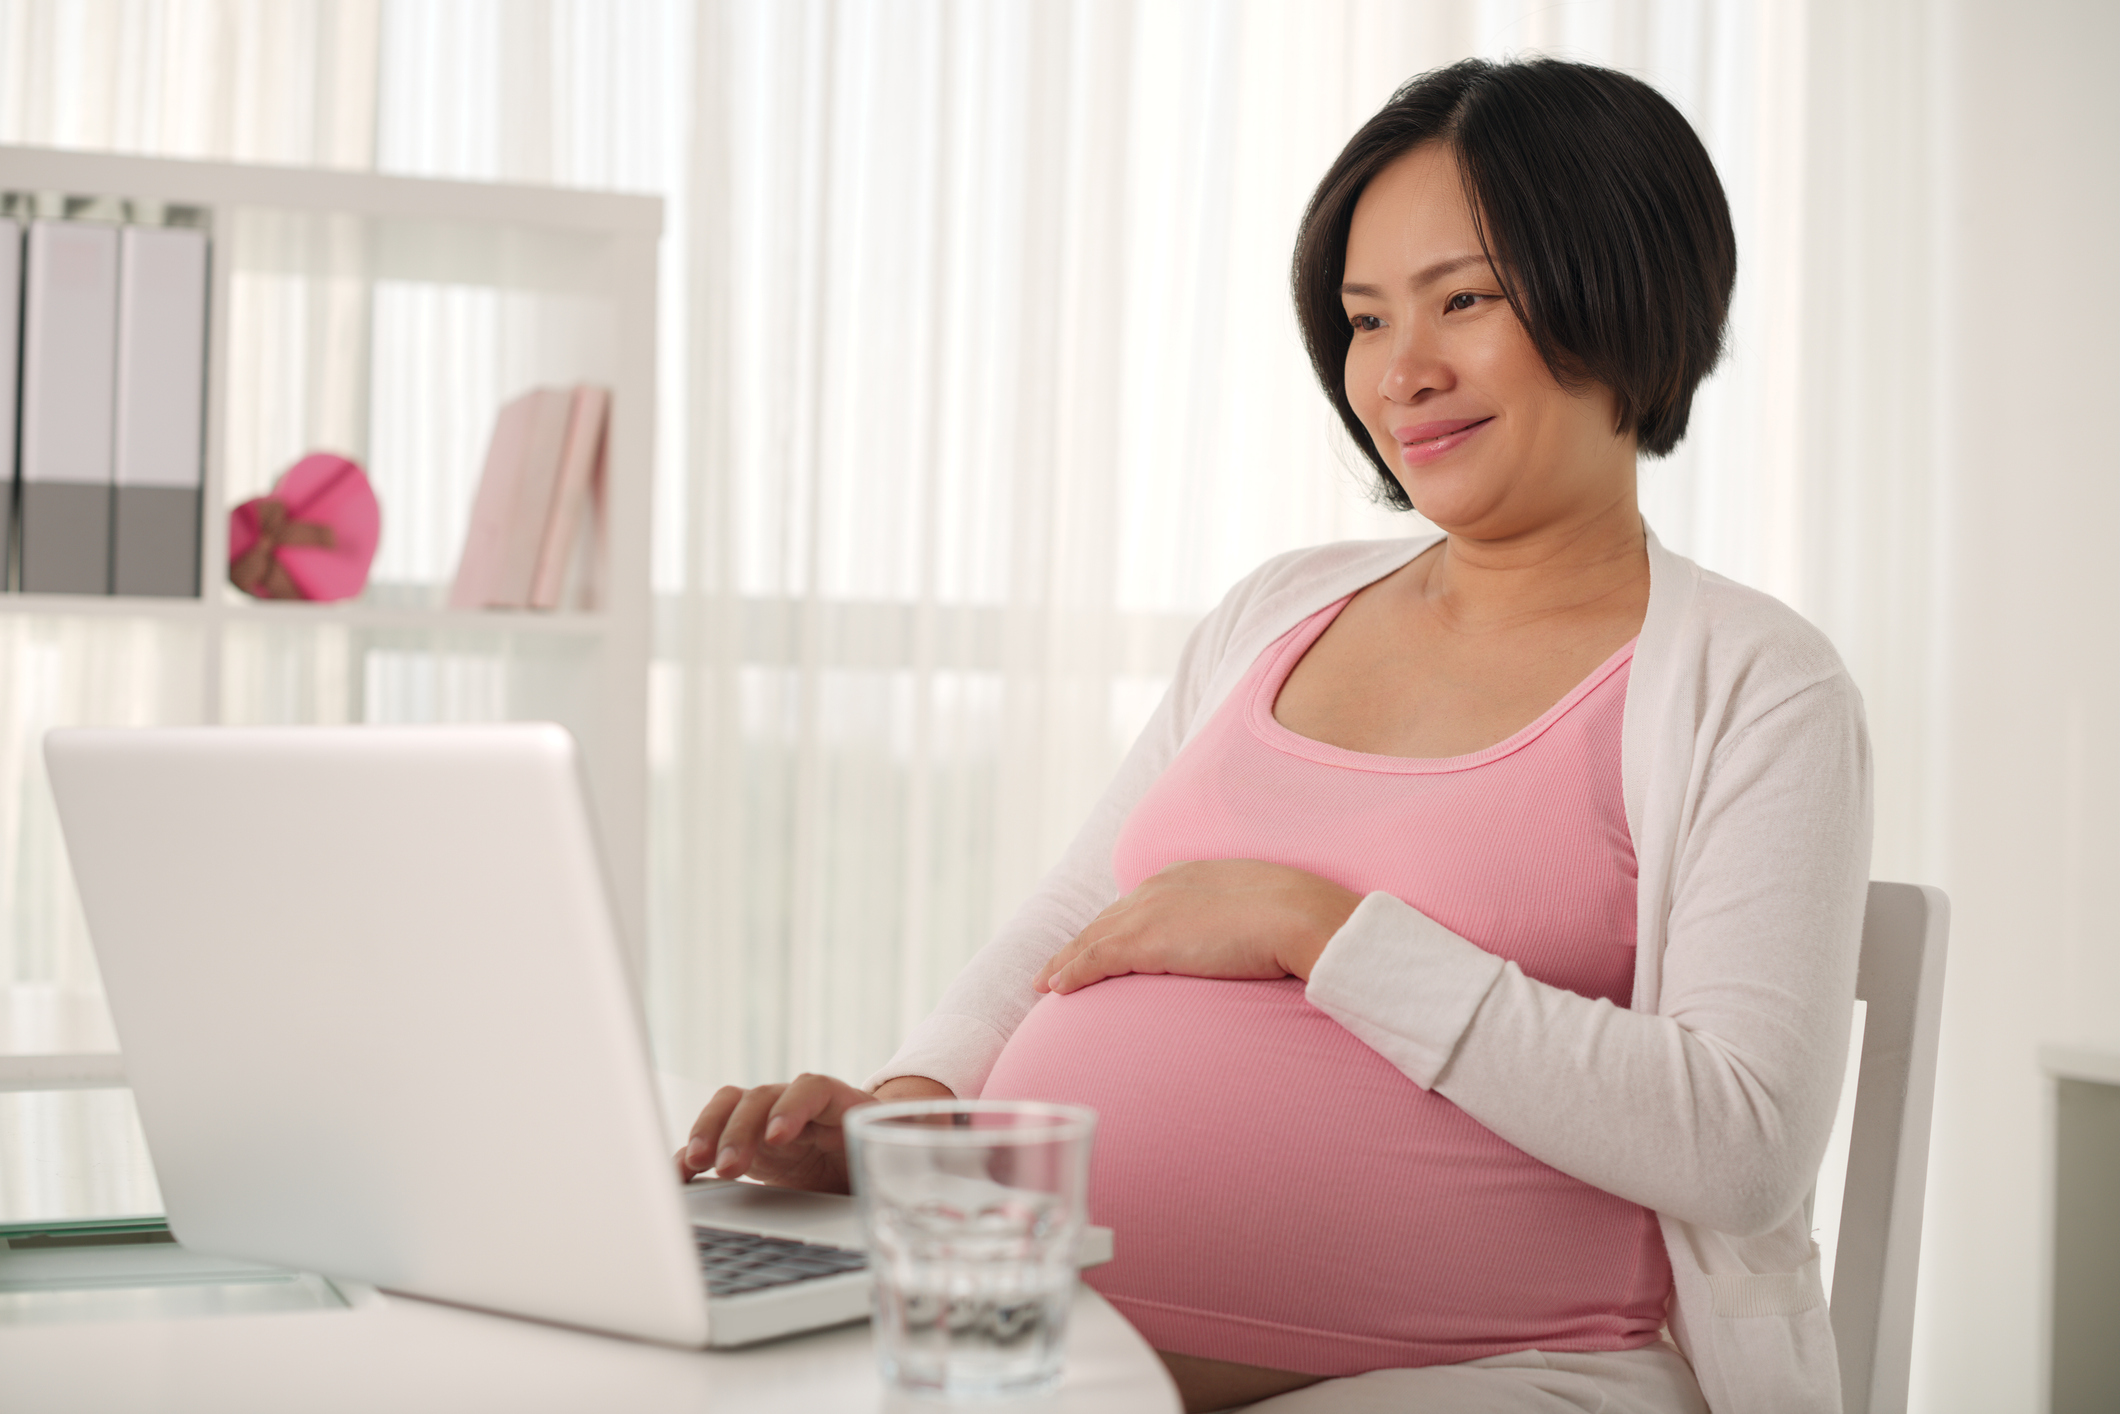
{"left": 228, "top": 453, "right": 381, "bottom": 603}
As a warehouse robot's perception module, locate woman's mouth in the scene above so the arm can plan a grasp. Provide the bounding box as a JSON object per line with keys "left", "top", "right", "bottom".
{"left": 1393, "top": 417, "right": 1493, "bottom": 466}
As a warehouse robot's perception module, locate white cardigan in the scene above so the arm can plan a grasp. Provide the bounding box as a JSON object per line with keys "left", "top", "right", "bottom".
{"left": 872, "top": 527, "right": 1872, "bottom": 1414}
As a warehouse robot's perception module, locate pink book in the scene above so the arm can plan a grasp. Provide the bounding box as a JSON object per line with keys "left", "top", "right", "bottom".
{"left": 529, "top": 386, "right": 609, "bottom": 611}
{"left": 489, "top": 390, "right": 575, "bottom": 608}
{"left": 450, "top": 391, "right": 539, "bottom": 609}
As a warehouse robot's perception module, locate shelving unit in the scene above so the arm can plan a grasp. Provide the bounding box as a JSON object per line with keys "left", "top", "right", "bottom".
{"left": 0, "top": 146, "right": 661, "bottom": 1120}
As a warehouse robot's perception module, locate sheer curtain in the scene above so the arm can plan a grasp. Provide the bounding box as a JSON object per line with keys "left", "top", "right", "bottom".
{"left": 2, "top": 0, "right": 1957, "bottom": 1351}
{"left": 0, "top": 0, "right": 1822, "bottom": 1111}
{"left": 0, "top": 0, "right": 384, "bottom": 1001}
{"left": 0, "top": 0, "right": 398, "bottom": 1046}
{"left": 655, "top": 0, "right": 1810, "bottom": 1088}
{"left": 0, "top": 0, "right": 1982, "bottom": 1397}
{"left": 0, "top": 0, "right": 384, "bottom": 1225}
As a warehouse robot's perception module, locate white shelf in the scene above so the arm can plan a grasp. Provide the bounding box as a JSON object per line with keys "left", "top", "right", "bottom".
{"left": 0, "top": 145, "right": 659, "bottom": 236}
{"left": 0, "top": 592, "right": 612, "bottom": 636}
{"left": 0, "top": 144, "right": 661, "bottom": 984}
{"left": 225, "top": 602, "right": 615, "bottom": 639}
{"left": 0, "top": 1054, "right": 124, "bottom": 1093}
{"left": 2040, "top": 1045, "right": 2120, "bottom": 1087}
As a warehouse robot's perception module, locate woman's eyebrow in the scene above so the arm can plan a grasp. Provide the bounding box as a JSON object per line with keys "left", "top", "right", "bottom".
{"left": 1340, "top": 254, "right": 1492, "bottom": 300}
{"left": 1414, "top": 253, "right": 1491, "bottom": 286}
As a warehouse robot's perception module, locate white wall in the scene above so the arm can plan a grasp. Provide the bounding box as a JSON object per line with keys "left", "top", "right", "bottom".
{"left": 1910, "top": 1, "right": 2120, "bottom": 1408}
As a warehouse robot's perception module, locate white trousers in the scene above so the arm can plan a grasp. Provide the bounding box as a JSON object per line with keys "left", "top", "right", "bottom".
{"left": 1232, "top": 1343, "right": 1709, "bottom": 1414}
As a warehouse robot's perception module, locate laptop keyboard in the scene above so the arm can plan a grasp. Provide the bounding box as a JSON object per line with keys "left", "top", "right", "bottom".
{"left": 693, "top": 1225, "right": 869, "bottom": 1297}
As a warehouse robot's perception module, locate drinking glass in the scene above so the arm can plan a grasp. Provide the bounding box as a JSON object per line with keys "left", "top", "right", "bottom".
{"left": 847, "top": 1100, "right": 1097, "bottom": 1398}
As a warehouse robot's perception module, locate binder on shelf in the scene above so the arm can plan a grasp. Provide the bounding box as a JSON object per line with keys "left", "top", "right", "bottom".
{"left": 112, "top": 224, "right": 209, "bottom": 597}
{"left": 18, "top": 220, "right": 120, "bottom": 596}
{"left": 0, "top": 218, "right": 19, "bottom": 590}
{"left": 529, "top": 385, "right": 608, "bottom": 610}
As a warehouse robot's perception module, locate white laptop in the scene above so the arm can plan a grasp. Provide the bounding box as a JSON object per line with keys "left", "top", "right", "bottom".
{"left": 42, "top": 723, "right": 897, "bottom": 1348}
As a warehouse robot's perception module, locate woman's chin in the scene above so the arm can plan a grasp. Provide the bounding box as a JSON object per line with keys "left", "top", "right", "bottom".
{"left": 1397, "top": 485, "right": 1517, "bottom": 539}
{"left": 1397, "top": 472, "right": 1570, "bottom": 544}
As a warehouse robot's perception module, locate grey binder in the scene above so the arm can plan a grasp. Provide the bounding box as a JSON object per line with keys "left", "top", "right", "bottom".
{"left": 19, "top": 220, "right": 120, "bottom": 595}
{"left": 113, "top": 224, "right": 209, "bottom": 597}
{"left": 0, "top": 219, "right": 19, "bottom": 589}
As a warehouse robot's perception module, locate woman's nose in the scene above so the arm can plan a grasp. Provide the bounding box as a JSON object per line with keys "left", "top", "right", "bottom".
{"left": 1379, "top": 336, "right": 1445, "bottom": 403}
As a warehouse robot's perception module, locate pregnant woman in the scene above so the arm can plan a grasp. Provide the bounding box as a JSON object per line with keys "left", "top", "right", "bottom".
{"left": 680, "top": 57, "right": 1869, "bottom": 1414}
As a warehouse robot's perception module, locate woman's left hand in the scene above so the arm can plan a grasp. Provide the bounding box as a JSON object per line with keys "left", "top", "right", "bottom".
{"left": 1034, "top": 859, "right": 1363, "bottom": 995}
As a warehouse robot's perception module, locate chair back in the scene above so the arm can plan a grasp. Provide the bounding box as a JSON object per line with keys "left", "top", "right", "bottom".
{"left": 1832, "top": 881, "right": 1950, "bottom": 1414}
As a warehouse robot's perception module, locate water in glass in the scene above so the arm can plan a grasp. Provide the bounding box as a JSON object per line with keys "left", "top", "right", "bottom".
{"left": 849, "top": 1100, "right": 1096, "bottom": 1398}
{"left": 870, "top": 1192, "right": 1075, "bottom": 1394}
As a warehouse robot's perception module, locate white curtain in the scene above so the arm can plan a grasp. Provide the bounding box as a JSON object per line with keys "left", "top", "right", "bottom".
{"left": 0, "top": 0, "right": 1820, "bottom": 1200}
{"left": 0, "top": 5, "right": 1970, "bottom": 1397}
{"left": 655, "top": 0, "right": 1821, "bottom": 1090}
{"left": 0, "top": 0, "right": 385, "bottom": 1225}
{"left": 0, "top": 0, "right": 1824, "bottom": 1083}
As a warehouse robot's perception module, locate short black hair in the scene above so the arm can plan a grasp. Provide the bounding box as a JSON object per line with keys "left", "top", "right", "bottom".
{"left": 1291, "top": 57, "right": 1737, "bottom": 509}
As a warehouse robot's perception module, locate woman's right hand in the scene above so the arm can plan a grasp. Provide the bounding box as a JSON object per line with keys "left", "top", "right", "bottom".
{"left": 675, "top": 1073, "right": 953, "bottom": 1193}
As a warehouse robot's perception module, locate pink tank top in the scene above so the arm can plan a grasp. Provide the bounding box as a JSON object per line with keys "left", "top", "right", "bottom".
{"left": 981, "top": 597, "right": 1671, "bottom": 1375}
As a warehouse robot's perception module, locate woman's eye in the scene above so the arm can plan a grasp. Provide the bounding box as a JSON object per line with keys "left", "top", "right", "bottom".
{"left": 1446, "top": 292, "right": 1481, "bottom": 312}
{"left": 1348, "top": 313, "right": 1383, "bottom": 332}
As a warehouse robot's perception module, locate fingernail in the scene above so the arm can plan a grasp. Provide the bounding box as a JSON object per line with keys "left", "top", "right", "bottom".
{"left": 686, "top": 1137, "right": 711, "bottom": 1164}
{"left": 715, "top": 1146, "right": 737, "bottom": 1172}
{"left": 765, "top": 1117, "right": 794, "bottom": 1144}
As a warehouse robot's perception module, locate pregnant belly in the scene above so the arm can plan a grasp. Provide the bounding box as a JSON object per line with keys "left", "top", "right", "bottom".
{"left": 980, "top": 974, "right": 1669, "bottom": 1376}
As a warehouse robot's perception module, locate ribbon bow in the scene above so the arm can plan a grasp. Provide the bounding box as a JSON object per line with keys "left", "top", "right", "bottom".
{"left": 230, "top": 497, "right": 338, "bottom": 600}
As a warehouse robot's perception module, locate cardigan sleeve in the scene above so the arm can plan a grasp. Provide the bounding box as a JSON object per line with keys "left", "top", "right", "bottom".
{"left": 864, "top": 565, "right": 1268, "bottom": 1097}
{"left": 1305, "top": 670, "right": 1871, "bottom": 1237}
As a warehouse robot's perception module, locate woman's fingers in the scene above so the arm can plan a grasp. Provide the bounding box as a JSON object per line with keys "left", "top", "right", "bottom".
{"left": 1036, "top": 894, "right": 1142, "bottom": 991}
{"left": 1037, "top": 926, "right": 1113, "bottom": 993}
{"left": 1034, "top": 935, "right": 1084, "bottom": 991}
{"left": 714, "top": 1084, "right": 790, "bottom": 1177}
{"left": 1047, "top": 926, "right": 1161, "bottom": 995}
{"left": 1035, "top": 861, "right": 1360, "bottom": 996}
{"left": 765, "top": 1073, "right": 872, "bottom": 1148}
{"left": 675, "top": 1074, "right": 880, "bottom": 1184}
{"left": 678, "top": 1084, "right": 753, "bottom": 1179}
{"left": 1040, "top": 878, "right": 1188, "bottom": 992}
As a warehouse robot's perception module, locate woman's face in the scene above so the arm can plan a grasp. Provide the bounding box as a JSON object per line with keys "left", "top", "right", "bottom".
{"left": 1341, "top": 143, "right": 1635, "bottom": 539}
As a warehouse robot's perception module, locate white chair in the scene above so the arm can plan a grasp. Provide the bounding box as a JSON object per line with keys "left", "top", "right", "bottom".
{"left": 1830, "top": 882, "right": 1950, "bottom": 1414}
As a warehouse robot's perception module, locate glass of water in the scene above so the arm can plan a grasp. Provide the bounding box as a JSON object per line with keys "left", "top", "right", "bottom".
{"left": 847, "top": 1099, "right": 1097, "bottom": 1399}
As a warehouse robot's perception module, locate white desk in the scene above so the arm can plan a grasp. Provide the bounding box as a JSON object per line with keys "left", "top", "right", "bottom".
{"left": 0, "top": 1053, "right": 1177, "bottom": 1411}
{"left": 2, "top": 1179, "right": 1174, "bottom": 1412}
{"left": 0, "top": 1272, "right": 1178, "bottom": 1413}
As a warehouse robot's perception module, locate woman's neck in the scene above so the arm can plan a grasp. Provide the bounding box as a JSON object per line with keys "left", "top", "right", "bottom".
{"left": 1408, "top": 493, "right": 1649, "bottom": 636}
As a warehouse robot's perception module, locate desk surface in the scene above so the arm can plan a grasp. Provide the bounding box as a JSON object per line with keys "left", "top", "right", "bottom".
{"left": 0, "top": 1070, "right": 1178, "bottom": 1412}
{"left": 0, "top": 1276, "right": 1178, "bottom": 1414}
